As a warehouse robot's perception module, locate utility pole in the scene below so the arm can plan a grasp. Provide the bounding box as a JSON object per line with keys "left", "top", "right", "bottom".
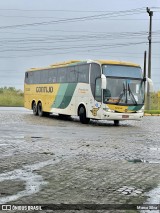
{"left": 146, "top": 7, "right": 153, "bottom": 110}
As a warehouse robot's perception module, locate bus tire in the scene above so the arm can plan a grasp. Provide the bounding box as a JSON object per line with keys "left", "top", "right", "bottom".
{"left": 32, "top": 102, "right": 38, "bottom": 116}
{"left": 114, "top": 120, "right": 119, "bottom": 126}
{"left": 37, "top": 102, "right": 44, "bottom": 117}
{"left": 79, "top": 106, "right": 90, "bottom": 124}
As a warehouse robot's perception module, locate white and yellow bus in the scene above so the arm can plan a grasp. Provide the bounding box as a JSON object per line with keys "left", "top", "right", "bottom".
{"left": 24, "top": 59, "right": 148, "bottom": 125}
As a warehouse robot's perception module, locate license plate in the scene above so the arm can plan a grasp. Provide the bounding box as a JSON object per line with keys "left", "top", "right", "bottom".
{"left": 122, "top": 115, "right": 129, "bottom": 118}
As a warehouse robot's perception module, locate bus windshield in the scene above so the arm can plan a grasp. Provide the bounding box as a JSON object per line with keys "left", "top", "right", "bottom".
{"left": 102, "top": 65, "right": 143, "bottom": 78}
{"left": 102, "top": 65, "right": 144, "bottom": 105}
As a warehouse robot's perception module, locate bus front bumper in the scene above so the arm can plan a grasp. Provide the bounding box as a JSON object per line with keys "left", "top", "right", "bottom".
{"left": 102, "top": 111, "right": 144, "bottom": 121}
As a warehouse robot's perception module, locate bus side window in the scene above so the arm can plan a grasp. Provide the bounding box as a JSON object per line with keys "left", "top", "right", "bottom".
{"left": 34, "top": 71, "right": 40, "bottom": 84}
{"left": 40, "top": 70, "right": 48, "bottom": 84}
{"left": 95, "top": 78, "right": 102, "bottom": 102}
{"left": 28, "top": 72, "right": 34, "bottom": 84}
{"left": 67, "top": 66, "right": 77, "bottom": 83}
{"left": 48, "top": 69, "right": 57, "bottom": 83}
{"left": 57, "top": 68, "right": 67, "bottom": 83}
{"left": 77, "top": 64, "right": 89, "bottom": 83}
{"left": 25, "top": 72, "right": 28, "bottom": 78}
{"left": 25, "top": 72, "right": 28, "bottom": 84}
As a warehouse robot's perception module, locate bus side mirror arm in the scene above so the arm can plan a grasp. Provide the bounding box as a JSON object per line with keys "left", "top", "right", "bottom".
{"left": 101, "top": 74, "right": 107, "bottom": 89}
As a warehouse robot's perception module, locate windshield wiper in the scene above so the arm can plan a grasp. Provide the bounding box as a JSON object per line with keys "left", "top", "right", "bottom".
{"left": 116, "top": 82, "right": 138, "bottom": 105}
{"left": 128, "top": 83, "right": 138, "bottom": 105}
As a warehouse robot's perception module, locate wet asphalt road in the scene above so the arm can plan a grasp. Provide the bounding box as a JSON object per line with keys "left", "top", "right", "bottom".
{"left": 0, "top": 107, "right": 160, "bottom": 212}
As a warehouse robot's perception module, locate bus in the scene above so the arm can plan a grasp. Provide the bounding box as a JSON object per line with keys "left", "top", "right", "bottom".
{"left": 24, "top": 59, "right": 150, "bottom": 125}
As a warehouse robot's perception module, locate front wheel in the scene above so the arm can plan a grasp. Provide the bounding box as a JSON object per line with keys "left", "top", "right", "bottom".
{"left": 37, "top": 102, "right": 44, "bottom": 117}
{"left": 114, "top": 120, "right": 120, "bottom": 126}
{"left": 79, "top": 106, "right": 90, "bottom": 124}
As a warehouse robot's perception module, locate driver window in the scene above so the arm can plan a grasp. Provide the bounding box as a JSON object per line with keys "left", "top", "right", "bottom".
{"left": 103, "top": 88, "right": 111, "bottom": 102}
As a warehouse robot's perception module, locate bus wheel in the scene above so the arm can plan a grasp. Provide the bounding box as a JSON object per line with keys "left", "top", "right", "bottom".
{"left": 37, "top": 102, "right": 44, "bottom": 117}
{"left": 32, "top": 102, "right": 38, "bottom": 116}
{"left": 114, "top": 120, "right": 119, "bottom": 126}
{"left": 79, "top": 106, "right": 90, "bottom": 124}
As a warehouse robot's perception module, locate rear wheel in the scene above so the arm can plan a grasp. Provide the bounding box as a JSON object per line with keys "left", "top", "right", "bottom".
{"left": 37, "top": 102, "right": 44, "bottom": 117}
{"left": 79, "top": 106, "right": 90, "bottom": 124}
{"left": 32, "top": 102, "right": 38, "bottom": 116}
{"left": 114, "top": 120, "right": 120, "bottom": 126}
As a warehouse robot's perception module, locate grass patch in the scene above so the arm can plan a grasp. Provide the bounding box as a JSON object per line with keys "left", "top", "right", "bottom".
{"left": 0, "top": 87, "right": 24, "bottom": 107}
{"left": 144, "top": 110, "right": 160, "bottom": 114}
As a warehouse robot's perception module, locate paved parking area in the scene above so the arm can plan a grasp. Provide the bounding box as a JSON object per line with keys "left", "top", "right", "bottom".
{"left": 0, "top": 108, "right": 160, "bottom": 212}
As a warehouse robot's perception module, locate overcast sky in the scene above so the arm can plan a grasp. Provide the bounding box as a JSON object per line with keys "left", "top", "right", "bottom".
{"left": 0, "top": 0, "right": 160, "bottom": 90}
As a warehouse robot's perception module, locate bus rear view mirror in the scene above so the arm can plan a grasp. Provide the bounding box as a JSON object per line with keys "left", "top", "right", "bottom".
{"left": 101, "top": 74, "right": 107, "bottom": 89}
{"left": 147, "top": 77, "right": 154, "bottom": 93}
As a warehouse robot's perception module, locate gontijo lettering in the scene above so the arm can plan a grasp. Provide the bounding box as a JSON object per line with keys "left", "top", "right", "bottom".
{"left": 36, "top": 86, "right": 53, "bottom": 93}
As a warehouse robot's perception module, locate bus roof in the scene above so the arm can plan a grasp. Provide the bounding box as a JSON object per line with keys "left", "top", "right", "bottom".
{"left": 96, "top": 60, "right": 140, "bottom": 67}
{"left": 28, "top": 59, "right": 140, "bottom": 71}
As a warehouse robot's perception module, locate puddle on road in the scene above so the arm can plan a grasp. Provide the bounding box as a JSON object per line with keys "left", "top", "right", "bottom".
{"left": 1, "top": 136, "right": 25, "bottom": 139}
{"left": 148, "top": 147, "right": 160, "bottom": 151}
{"left": 31, "top": 136, "right": 43, "bottom": 139}
{"left": 0, "top": 158, "right": 61, "bottom": 204}
{"left": 117, "top": 186, "right": 143, "bottom": 196}
{"left": 127, "top": 159, "right": 160, "bottom": 164}
{"left": 127, "top": 147, "right": 160, "bottom": 164}
{"left": 146, "top": 185, "right": 160, "bottom": 204}
{"left": 140, "top": 185, "right": 160, "bottom": 213}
